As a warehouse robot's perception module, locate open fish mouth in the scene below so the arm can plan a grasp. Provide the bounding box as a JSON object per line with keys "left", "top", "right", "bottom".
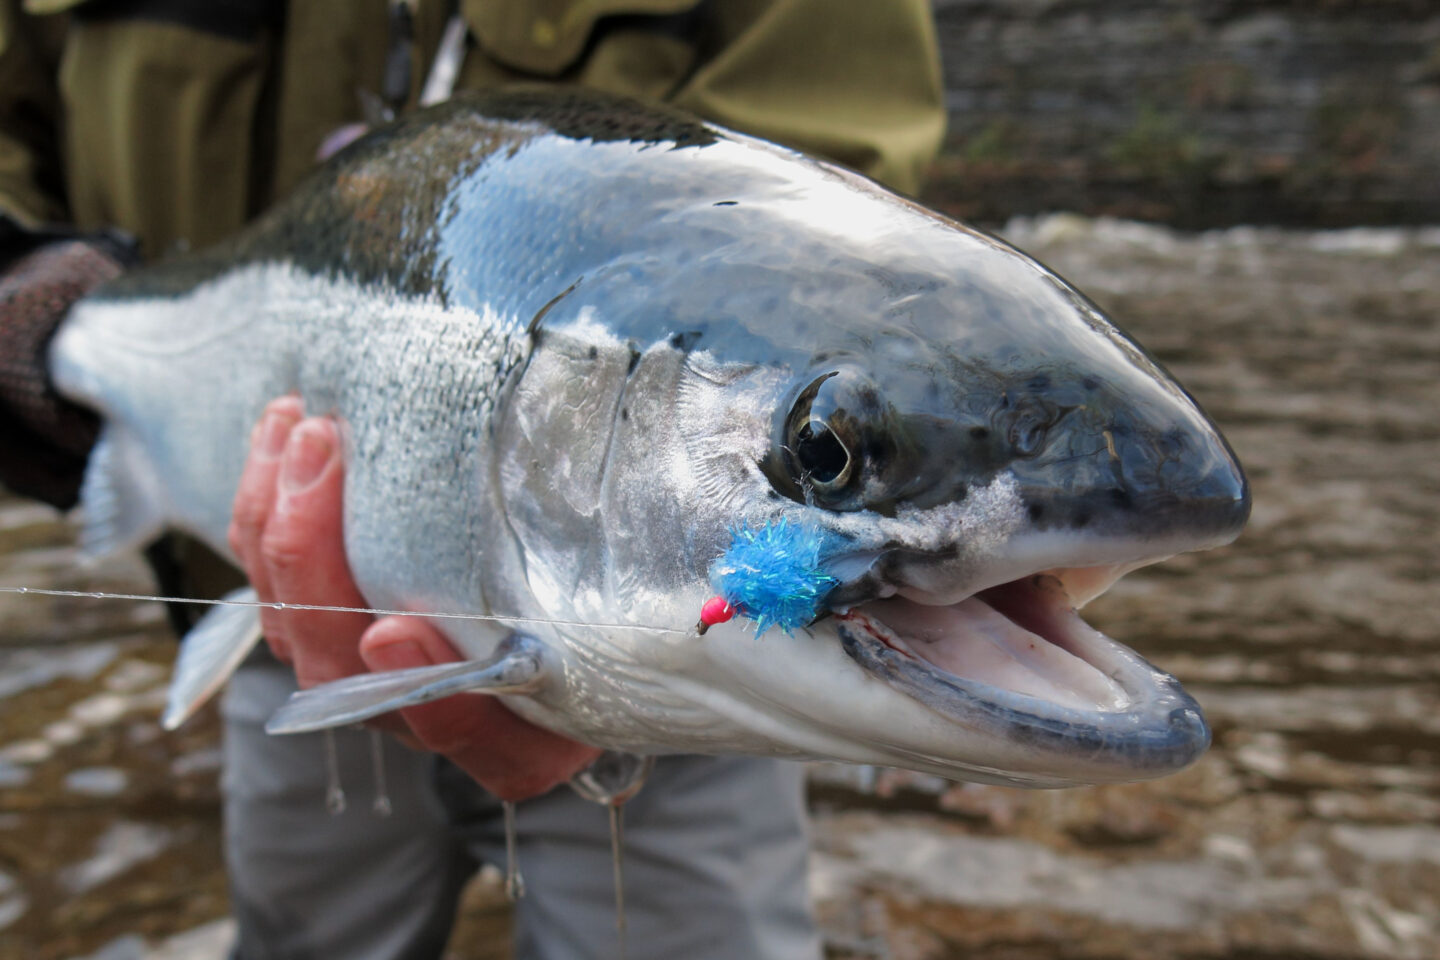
{"left": 833, "top": 566, "right": 1210, "bottom": 781}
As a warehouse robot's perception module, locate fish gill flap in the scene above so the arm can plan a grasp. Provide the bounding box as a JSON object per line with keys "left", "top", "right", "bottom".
{"left": 461, "top": 0, "right": 703, "bottom": 76}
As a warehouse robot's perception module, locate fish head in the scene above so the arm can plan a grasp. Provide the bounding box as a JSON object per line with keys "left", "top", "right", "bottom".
{"left": 588, "top": 228, "right": 1241, "bottom": 787}
{"left": 496, "top": 137, "right": 1247, "bottom": 787}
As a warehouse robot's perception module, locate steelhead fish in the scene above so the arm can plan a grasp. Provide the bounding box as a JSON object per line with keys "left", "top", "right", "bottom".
{"left": 49, "top": 90, "right": 1249, "bottom": 788}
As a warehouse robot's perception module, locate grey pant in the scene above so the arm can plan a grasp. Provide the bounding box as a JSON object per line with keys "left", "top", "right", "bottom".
{"left": 221, "top": 659, "right": 821, "bottom": 960}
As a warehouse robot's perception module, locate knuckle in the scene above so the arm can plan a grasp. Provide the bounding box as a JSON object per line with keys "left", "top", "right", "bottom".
{"left": 259, "top": 526, "right": 310, "bottom": 578}
{"left": 229, "top": 497, "right": 269, "bottom": 544}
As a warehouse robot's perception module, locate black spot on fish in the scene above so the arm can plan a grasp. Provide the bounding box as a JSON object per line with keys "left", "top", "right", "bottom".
{"left": 970, "top": 426, "right": 989, "bottom": 440}
{"left": 626, "top": 347, "right": 642, "bottom": 376}
{"left": 861, "top": 437, "right": 890, "bottom": 472}
{"left": 620, "top": 407, "right": 629, "bottom": 421}
{"left": 669, "top": 330, "right": 702, "bottom": 352}
{"left": 1028, "top": 502, "right": 1045, "bottom": 521}
{"left": 588, "top": 345, "right": 598, "bottom": 360}
{"left": 713, "top": 200, "right": 738, "bottom": 207}
{"left": 1082, "top": 376, "right": 1101, "bottom": 391}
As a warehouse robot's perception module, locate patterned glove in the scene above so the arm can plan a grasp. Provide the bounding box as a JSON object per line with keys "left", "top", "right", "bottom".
{"left": 0, "top": 236, "right": 134, "bottom": 508}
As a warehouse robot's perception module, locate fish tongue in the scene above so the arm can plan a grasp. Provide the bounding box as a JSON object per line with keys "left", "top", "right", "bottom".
{"left": 859, "top": 586, "right": 1129, "bottom": 712}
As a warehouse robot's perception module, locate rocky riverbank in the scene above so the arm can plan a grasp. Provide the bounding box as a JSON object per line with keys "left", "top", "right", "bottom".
{"left": 930, "top": 1, "right": 1440, "bottom": 227}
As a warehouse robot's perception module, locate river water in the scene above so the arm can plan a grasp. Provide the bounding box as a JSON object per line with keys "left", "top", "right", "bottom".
{"left": 1, "top": 216, "right": 1436, "bottom": 959}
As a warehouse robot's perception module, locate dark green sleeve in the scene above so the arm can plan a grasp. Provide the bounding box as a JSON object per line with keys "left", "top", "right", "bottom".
{"left": 454, "top": 0, "right": 946, "bottom": 197}
{"left": 0, "top": 1, "right": 68, "bottom": 227}
{"left": 672, "top": 0, "right": 946, "bottom": 196}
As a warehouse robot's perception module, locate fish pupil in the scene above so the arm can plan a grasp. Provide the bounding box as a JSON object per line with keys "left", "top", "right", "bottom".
{"left": 796, "top": 420, "right": 850, "bottom": 484}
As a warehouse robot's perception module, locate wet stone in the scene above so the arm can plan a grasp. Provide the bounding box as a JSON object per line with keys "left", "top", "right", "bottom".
{"left": 44, "top": 721, "right": 86, "bottom": 747}
{"left": 102, "top": 661, "right": 166, "bottom": 695}
{"left": 0, "top": 891, "right": 29, "bottom": 932}
{"left": 0, "top": 760, "right": 33, "bottom": 788}
{"left": 67, "top": 933, "right": 147, "bottom": 960}
{"left": 70, "top": 694, "right": 132, "bottom": 728}
{"left": 0, "top": 740, "right": 53, "bottom": 765}
{"left": 169, "top": 749, "right": 222, "bottom": 779}
{"left": 58, "top": 822, "right": 174, "bottom": 895}
{"left": 63, "top": 768, "right": 130, "bottom": 799}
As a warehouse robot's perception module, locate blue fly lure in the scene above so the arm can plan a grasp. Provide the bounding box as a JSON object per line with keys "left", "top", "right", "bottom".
{"left": 707, "top": 519, "right": 841, "bottom": 635}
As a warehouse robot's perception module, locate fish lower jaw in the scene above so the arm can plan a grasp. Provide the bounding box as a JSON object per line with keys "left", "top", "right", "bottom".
{"left": 835, "top": 571, "right": 1210, "bottom": 782}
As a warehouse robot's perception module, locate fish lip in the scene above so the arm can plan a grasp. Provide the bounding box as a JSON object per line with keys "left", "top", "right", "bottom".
{"left": 829, "top": 572, "right": 1210, "bottom": 781}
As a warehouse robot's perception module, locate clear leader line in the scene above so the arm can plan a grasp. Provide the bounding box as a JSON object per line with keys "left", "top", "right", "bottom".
{"left": 0, "top": 586, "right": 689, "bottom": 635}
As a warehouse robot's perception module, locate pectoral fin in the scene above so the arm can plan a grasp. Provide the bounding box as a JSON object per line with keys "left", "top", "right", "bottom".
{"left": 162, "top": 587, "right": 264, "bottom": 730}
{"left": 77, "top": 426, "right": 167, "bottom": 558}
{"left": 264, "top": 635, "right": 546, "bottom": 735}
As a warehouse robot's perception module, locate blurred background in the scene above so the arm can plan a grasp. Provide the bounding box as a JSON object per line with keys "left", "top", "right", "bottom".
{"left": 2, "top": 1, "right": 1438, "bottom": 958}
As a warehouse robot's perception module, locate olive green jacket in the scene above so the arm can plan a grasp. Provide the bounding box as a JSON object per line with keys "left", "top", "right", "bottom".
{"left": 1, "top": 0, "right": 945, "bottom": 261}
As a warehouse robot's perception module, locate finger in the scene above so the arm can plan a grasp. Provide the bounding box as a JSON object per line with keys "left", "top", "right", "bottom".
{"left": 360, "top": 618, "right": 601, "bottom": 801}
{"left": 356, "top": 618, "right": 449, "bottom": 749}
{"left": 259, "top": 418, "right": 373, "bottom": 687}
{"left": 228, "top": 396, "right": 303, "bottom": 660}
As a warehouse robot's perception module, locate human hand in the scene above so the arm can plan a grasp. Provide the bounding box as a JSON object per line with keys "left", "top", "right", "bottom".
{"left": 228, "top": 397, "right": 602, "bottom": 800}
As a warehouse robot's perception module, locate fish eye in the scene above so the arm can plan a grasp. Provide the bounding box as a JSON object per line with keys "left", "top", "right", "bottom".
{"left": 778, "top": 371, "right": 865, "bottom": 500}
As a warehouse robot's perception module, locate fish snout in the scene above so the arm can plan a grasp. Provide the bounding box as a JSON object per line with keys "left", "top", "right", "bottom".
{"left": 1011, "top": 399, "right": 1250, "bottom": 549}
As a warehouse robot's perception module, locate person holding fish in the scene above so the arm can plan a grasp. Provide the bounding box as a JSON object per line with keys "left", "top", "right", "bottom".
{"left": 0, "top": 1, "right": 947, "bottom": 957}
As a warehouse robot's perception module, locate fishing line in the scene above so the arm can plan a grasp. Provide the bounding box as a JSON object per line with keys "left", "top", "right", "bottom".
{"left": 368, "top": 730, "right": 393, "bottom": 817}
{"left": 0, "top": 586, "right": 689, "bottom": 635}
{"left": 609, "top": 803, "right": 629, "bottom": 960}
{"left": 502, "top": 800, "right": 526, "bottom": 901}
{"left": 323, "top": 729, "right": 347, "bottom": 815}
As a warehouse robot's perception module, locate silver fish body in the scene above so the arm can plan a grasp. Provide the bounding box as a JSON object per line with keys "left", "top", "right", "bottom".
{"left": 51, "top": 91, "right": 1248, "bottom": 787}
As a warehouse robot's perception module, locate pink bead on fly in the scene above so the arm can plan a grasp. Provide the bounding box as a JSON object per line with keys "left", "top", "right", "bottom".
{"left": 695, "top": 596, "right": 736, "bottom": 635}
